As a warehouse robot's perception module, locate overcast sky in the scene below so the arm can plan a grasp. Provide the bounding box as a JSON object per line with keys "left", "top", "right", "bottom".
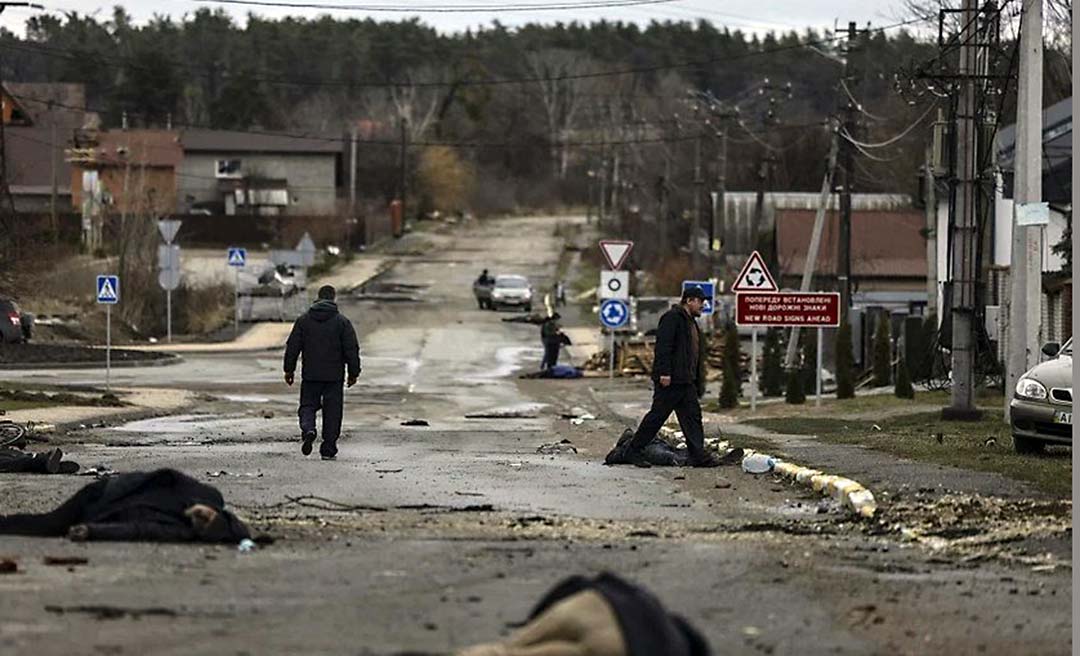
{"left": 1, "top": 0, "right": 919, "bottom": 38}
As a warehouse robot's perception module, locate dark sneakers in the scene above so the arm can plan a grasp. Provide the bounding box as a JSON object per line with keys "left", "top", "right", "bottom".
{"left": 688, "top": 452, "right": 723, "bottom": 468}
{"left": 301, "top": 431, "right": 317, "bottom": 456}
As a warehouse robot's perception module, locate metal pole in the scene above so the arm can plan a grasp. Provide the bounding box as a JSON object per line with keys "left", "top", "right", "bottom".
{"left": 1005, "top": 0, "right": 1044, "bottom": 421}
{"left": 234, "top": 268, "right": 239, "bottom": 338}
{"left": 166, "top": 288, "right": 172, "bottom": 343}
{"left": 751, "top": 328, "right": 758, "bottom": 412}
{"left": 608, "top": 330, "right": 615, "bottom": 380}
{"left": 105, "top": 303, "right": 111, "bottom": 392}
{"left": 925, "top": 146, "right": 938, "bottom": 318}
{"left": 816, "top": 326, "right": 823, "bottom": 406}
{"left": 838, "top": 22, "right": 858, "bottom": 315}
{"left": 945, "top": 0, "right": 981, "bottom": 419}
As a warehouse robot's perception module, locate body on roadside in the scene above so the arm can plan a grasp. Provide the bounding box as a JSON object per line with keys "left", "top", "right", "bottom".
{"left": 284, "top": 285, "right": 361, "bottom": 460}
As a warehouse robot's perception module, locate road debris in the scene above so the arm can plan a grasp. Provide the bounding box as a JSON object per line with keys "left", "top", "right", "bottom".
{"left": 401, "top": 419, "right": 430, "bottom": 427}
{"left": 741, "top": 453, "right": 775, "bottom": 474}
{"left": 43, "top": 556, "right": 89, "bottom": 566}
{"left": 465, "top": 409, "right": 540, "bottom": 419}
{"left": 45, "top": 605, "right": 178, "bottom": 620}
{"left": 207, "top": 470, "right": 263, "bottom": 478}
{"left": 537, "top": 439, "right": 577, "bottom": 455}
{"left": 237, "top": 538, "right": 257, "bottom": 553}
{"left": 0, "top": 558, "right": 16, "bottom": 573}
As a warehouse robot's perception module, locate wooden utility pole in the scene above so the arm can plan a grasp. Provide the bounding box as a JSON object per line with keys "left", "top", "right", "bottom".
{"left": 944, "top": 0, "right": 982, "bottom": 420}
{"left": 837, "top": 21, "right": 858, "bottom": 315}
{"left": 1005, "top": 0, "right": 1044, "bottom": 420}
{"left": 691, "top": 132, "right": 702, "bottom": 269}
{"left": 399, "top": 117, "right": 408, "bottom": 225}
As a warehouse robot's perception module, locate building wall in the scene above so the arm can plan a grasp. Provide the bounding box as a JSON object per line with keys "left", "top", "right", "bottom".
{"left": 71, "top": 166, "right": 177, "bottom": 216}
{"left": 178, "top": 152, "right": 338, "bottom": 216}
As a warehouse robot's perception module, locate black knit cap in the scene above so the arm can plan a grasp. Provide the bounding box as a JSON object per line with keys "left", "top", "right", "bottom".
{"left": 681, "top": 286, "right": 706, "bottom": 301}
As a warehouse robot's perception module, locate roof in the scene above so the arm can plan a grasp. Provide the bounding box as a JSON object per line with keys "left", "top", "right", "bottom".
{"left": 4, "top": 82, "right": 87, "bottom": 125}
{"left": 997, "top": 96, "right": 1072, "bottom": 202}
{"left": 776, "top": 209, "right": 928, "bottom": 279}
{"left": 179, "top": 128, "right": 343, "bottom": 155}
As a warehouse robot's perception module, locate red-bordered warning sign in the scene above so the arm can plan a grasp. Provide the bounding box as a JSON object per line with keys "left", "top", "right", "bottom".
{"left": 736, "top": 292, "right": 840, "bottom": 327}
{"left": 599, "top": 240, "right": 634, "bottom": 270}
{"left": 731, "top": 250, "right": 778, "bottom": 293}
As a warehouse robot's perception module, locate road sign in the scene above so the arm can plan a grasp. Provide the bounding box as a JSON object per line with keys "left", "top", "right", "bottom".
{"left": 681, "top": 280, "right": 715, "bottom": 316}
{"left": 599, "top": 271, "right": 629, "bottom": 300}
{"left": 158, "top": 244, "right": 181, "bottom": 272}
{"left": 158, "top": 269, "right": 181, "bottom": 291}
{"left": 157, "top": 219, "right": 182, "bottom": 244}
{"left": 96, "top": 275, "right": 119, "bottom": 304}
{"left": 736, "top": 292, "right": 841, "bottom": 328}
{"left": 599, "top": 298, "right": 629, "bottom": 329}
{"left": 731, "top": 250, "right": 778, "bottom": 293}
{"left": 599, "top": 240, "right": 633, "bottom": 270}
{"left": 227, "top": 247, "right": 247, "bottom": 267}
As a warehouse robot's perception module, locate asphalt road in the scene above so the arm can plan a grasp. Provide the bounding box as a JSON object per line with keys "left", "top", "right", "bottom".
{"left": 0, "top": 216, "right": 1070, "bottom": 655}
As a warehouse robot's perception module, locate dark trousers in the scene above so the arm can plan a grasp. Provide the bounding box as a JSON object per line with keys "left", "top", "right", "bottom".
{"left": 0, "top": 448, "right": 49, "bottom": 474}
{"left": 299, "top": 380, "right": 344, "bottom": 456}
{"left": 0, "top": 478, "right": 106, "bottom": 536}
{"left": 541, "top": 340, "right": 560, "bottom": 370}
{"left": 627, "top": 383, "right": 706, "bottom": 461}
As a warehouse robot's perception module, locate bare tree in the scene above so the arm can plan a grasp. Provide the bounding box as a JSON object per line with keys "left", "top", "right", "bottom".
{"left": 525, "top": 49, "right": 593, "bottom": 180}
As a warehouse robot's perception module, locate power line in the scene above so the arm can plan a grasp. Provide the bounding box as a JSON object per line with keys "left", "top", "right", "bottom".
{"left": 0, "top": 15, "right": 929, "bottom": 91}
{"left": 192, "top": 0, "right": 683, "bottom": 12}
{"left": 839, "top": 102, "right": 938, "bottom": 149}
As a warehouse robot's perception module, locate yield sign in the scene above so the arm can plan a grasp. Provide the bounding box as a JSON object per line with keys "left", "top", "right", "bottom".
{"left": 157, "top": 219, "right": 182, "bottom": 244}
{"left": 731, "top": 250, "right": 778, "bottom": 293}
{"left": 599, "top": 240, "right": 633, "bottom": 270}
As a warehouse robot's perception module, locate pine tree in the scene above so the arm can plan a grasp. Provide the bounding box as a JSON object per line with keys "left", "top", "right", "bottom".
{"left": 835, "top": 320, "right": 855, "bottom": 399}
{"left": 785, "top": 365, "right": 806, "bottom": 404}
{"left": 760, "top": 328, "right": 784, "bottom": 396}
{"left": 718, "top": 325, "right": 740, "bottom": 409}
{"left": 872, "top": 315, "right": 892, "bottom": 387}
{"left": 894, "top": 351, "right": 915, "bottom": 399}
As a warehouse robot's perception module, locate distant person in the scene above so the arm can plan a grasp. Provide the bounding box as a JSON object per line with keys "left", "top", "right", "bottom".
{"left": 476, "top": 269, "right": 494, "bottom": 286}
{"left": 555, "top": 280, "right": 567, "bottom": 307}
{"left": 284, "top": 285, "right": 361, "bottom": 460}
{"left": 540, "top": 313, "right": 570, "bottom": 371}
{"left": 620, "top": 286, "right": 721, "bottom": 468}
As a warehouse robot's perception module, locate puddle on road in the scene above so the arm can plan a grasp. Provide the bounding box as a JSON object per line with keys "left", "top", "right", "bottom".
{"left": 222, "top": 394, "right": 272, "bottom": 404}
{"left": 461, "top": 346, "right": 539, "bottom": 383}
{"left": 111, "top": 413, "right": 265, "bottom": 434}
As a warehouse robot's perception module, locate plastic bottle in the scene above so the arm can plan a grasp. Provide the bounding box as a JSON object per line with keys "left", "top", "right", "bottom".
{"left": 237, "top": 538, "right": 257, "bottom": 553}
{"left": 741, "top": 453, "right": 775, "bottom": 474}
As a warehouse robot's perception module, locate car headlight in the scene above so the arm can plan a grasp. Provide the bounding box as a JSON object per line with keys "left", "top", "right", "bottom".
{"left": 1015, "top": 377, "right": 1048, "bottom": 401}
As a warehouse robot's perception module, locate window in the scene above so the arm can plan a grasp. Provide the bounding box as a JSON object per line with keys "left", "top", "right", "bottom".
{"left": 215, "top": 159, "right": 242, "bottom": 179}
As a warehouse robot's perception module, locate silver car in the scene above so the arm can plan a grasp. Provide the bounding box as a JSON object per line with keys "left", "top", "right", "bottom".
{"left": 1010, "top": 338, "right": 1072, "bottom": 453}
{"left": 489, "top": 275, "right": 533, "bottom": 312}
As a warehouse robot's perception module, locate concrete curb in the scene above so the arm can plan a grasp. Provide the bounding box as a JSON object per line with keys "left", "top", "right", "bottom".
{"left": 743, "top": 451, "right": 879, "bottom": 519}
{"left": 0, "top": 354, "right": 183, "bottom": 371}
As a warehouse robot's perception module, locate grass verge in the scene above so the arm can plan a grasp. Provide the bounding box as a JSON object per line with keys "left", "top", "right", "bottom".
{"left": 745, "top": 410, "right": 1071, "bottom": 497}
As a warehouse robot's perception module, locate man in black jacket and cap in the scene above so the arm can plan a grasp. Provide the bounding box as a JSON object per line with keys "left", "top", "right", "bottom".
{"left": 284, "top": 285, "right": 361, "bottom": 460}
{"left": 621, "top": 285, "right": 721, "bottom": 468}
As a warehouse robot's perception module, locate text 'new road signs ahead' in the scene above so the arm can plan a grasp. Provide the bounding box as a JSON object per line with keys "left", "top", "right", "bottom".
{"left": 96, "top": 275, "right": 119, "bottom": 304}
{"left": 736, "top": 292, "right": 840, "bottom": 328}
{"left": 599, "top": 298, "right": 629, "bottom": 329}
{"left": 227, "top": 247, "right": 247, "bottom": 267}
{"left": 681, "top": 280, "right": 715, "bottom": 316}
{"left": 599, "top": 240, "right": 633, "bottom": 270}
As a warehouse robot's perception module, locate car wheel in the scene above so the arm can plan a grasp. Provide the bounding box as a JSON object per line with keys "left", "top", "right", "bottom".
{"left": 1012, "top": 434, "right": 1045, "bottom": 454}
{"left": 524, "top": 304, "right": 532, "bottom": 312}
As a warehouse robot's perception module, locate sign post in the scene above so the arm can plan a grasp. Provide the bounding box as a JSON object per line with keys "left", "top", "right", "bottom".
{"left": 157, "top": 220, "right": 182, "bottom": 343}
{"left": 599, "top": 298, "right": 629, "bottom": 380}
{"left": 96, "top": 275, "right": 119, "bottom": 392}
{"left": 751, "top": 328, "right": 758, "bottom": 412}
{"left": 816, "top": 326, "right": 823, "bottom": 406}
{"left": 227, "top": 247, "right": 247, "bottom": 337}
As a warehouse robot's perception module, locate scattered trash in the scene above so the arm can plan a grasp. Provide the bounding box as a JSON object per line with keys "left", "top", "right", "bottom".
{"left": 934, "top": 432, "right": 944, "bottom": 444}
{"left": 45, "top": 605, "right": 178, "bottom": 620}
{"left": 466, "top": 410, "right": 540, "bottom": 420}
{"left": 261, "top": 410, "right": 275, "bottom": 419}
{"left": 43, "top": 556, "right": 89, "bottom": 566}
{"left": 983, "top": 438, "right": 997, "bottom": 447}
{"left": 569, "top": 413, "right": 596, "bottom": 426}
{"left": 454, "top": 491, "right": 485, "bottom": 497}
{"left": 1032, "top": 564, "right": 1057, "bottom": 573}
{"left": 0, "top": 558, "right": 16, "bottom": 573}
{"left": 375, "top": 468, "right": 404, "bottom": 474}
{"left": 871, "top": 424, "right": 882, "bottom": 432}
{"left": 536, "top": 439, "right": 577, "bottom": 455}
{"left": 742, "top": 626, "right": 762, "bottom": 637}
{"left": 77, "top": 466, "right": 116, "bottom": 478}
{"left": 741, "top": 453, "right": 775, "bottom": 474}
{"left": 206, "top": 471, "right": 263, "bottom": 478}
{"left": 401, "top": 419, "right": 430, "bottom": 427}
{"left": 237, "top": 538, "right": 257, "bottom": 553}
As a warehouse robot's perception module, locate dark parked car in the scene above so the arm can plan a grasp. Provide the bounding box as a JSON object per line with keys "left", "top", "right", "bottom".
{"left": 0, "top": 299, "right": 33, "bottom": 344}
{"left": 1010, "top": 338, "right": 1072, "bottom": 453}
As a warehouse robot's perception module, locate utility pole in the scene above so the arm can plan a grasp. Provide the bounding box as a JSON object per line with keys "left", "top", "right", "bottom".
{"left": 784, "top": 121, "right": 840, "bottom": 369}
{"left": 1005, "top": 0, "right": 1044, "bottom": 420}
{"left": 924, "top": 145, "right": 938, "bottom": 319}
{"left": 837, "top": 21, "right": 858, "bottom": 315}
{"left": 944, "top": 0, "right": 981, "bottom": 420}
{"left": 348, "top": 125, "right": 358, "bottom": 224}
{"left": 691, "top": 131, "right": 702, "bottom": 270}
{"left": 399, "top": 117, "right": 408, "bottom": 225}
{"left": 49, "top": 101, "right": 57, "bottom": 243}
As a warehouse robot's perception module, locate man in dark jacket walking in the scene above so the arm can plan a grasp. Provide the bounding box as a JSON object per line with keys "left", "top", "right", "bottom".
{"left": 284, "top": 285, "right": 361, "bottom": 460}
{"left": 621, "top": 286, "right": 721, "bottom": 468}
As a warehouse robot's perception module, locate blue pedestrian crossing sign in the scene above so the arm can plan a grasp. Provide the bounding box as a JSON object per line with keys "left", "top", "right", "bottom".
{"left": 96, "top": 275, "right": 120, "bottom": 304}
{"left": 599, "top": 298, "right": 629, "bottom": 329}
{"left": 681, "top": 280, "right": 715, "bottom": 316}
{"left": 227, "top": 247, "right": 247, "bottom": 267}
